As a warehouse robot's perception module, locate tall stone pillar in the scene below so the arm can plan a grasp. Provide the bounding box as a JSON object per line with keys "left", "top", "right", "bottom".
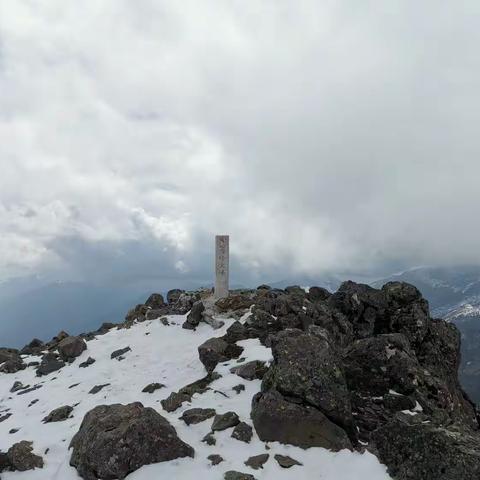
{"left": 215, "top": 235, "right": 229, "bottom": 300}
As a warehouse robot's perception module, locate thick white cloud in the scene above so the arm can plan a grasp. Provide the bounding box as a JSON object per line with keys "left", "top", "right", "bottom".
{"left": 1, "top": 0, "right": 480, "bottom": 283}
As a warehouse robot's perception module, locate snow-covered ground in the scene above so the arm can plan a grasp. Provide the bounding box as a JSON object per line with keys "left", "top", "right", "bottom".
{"left": 0, "top": 314, "right": 391, "bottom": 479}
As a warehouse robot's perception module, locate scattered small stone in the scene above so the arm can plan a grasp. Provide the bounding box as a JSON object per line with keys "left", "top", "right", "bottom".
{"left": 245, "top": 453, "right": 269, "bottom": 470}
{"left": 9, "top": 428, "right": 19, "bottom": 434}
{"left": 180, "top": 408, "right": 216, "bottom": 425}
{"left": 230, "top": 361, "right": 268, "bottom": 381}
{"left": 0, "top": 413, "right": 12, "bottom": 422}
{"left": 224, "top": 471, "right": 256, "bottom": 480}
{"left": 207, "top": 454, "right": 224, "bottom": 465}
{"left": 17, "top": 385, "right": 42, "bottom": 395}
{"left": 202, "top": 432, "right": 216, "bottom": 445}
{"left": 142, "top": 383, "right": 166, "bottom": 394}
{"left": 214, "top": 390, "right": 229, "bottom": 398}
{"left": 79, "top": 357, "right": 96, "bottom": 368}
{"left": 28, "top": 399, "right": 39, "bottom": 407}
{"left": 211, "top": 411, "right": 240, "bottom": 431}
{"left": 274, "top": 454, "right": 303, "bottom": 468}
{"left": 232, "top": 384, "right": 245, "bottom": 394}
{"left": 42, "top": 405, "right": 73, "bottom": 423}
{"left": 161, "top": 392, "right": 191, "bottom": 412}
{"left": 110, "top": 347, "right": 131, "bottom": 360}
{"left": 88, "top": 384, "right": 110, "bottom": 394}
{"left": 231, "top": 422, "right": 253, "bottom": 443}
{"left": 69, "top": 383, "right": 80, "bottom": 389}
{"left": 10, "top": 381, "right": 26, "bottom": 393}
{"left": 160, "top": 317, "right": 170, "bottom": 326}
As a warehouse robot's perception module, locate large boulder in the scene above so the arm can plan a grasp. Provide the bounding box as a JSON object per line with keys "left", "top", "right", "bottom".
{"left": 263, "top": 328, "right": 354, "bottom": 437}
{"left": 36, "top": 353, "right": 65, "bottom": 376}
{"left": 370, "top": 414, "right": 480, "bottom": 480}
{"left": 70, "top": 402, "right": 194, "bottom": 480}
{"left": 251, "top": 389, "right": 352, "bottom": 451}
{"left": 198, "top": 337, "right": 243, "bottom": 373}
{"left": 57, "top": 336, "right": 87, "bottom": 361}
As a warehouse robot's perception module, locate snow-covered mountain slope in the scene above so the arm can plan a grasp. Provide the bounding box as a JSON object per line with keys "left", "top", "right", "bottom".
{"left": 0, "top": 314, "right": 390, "bottom": 480}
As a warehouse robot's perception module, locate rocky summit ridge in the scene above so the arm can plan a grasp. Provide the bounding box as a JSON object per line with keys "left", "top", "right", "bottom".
{"left": 0, "top": 281, "right": 479, "bottom": 479}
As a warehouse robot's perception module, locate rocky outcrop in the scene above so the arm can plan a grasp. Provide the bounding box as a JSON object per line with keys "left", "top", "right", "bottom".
{"left": 42, "top": 405, "right": 73, "bottom": 423}
{"left": 69, "top": 402, "right": 194, "bottom": 480}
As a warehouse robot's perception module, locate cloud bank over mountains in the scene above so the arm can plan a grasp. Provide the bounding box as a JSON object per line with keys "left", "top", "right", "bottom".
{"left": 1, "top": 1, "right": 480, "bottom": 286}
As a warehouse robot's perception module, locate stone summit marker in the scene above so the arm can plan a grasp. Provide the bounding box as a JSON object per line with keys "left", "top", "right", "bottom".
{"left": 214, "top": 235, "right": 229, "bottom": 299}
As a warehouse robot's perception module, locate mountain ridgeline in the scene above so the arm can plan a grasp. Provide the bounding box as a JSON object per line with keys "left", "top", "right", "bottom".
{"left": 1, "top": 280, "right": 480, "bottom": 479}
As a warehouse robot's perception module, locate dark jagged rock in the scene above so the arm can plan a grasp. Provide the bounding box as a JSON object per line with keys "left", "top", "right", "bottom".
{"left": 6, "top": 441, "right": 43, "bottom": 472}
{"left": 202, "top": 432, "right": 216, "bottom": 445}
{"left": 95, "top": 322, "right": 117, "bottom": 335}
{"left": 161, "top": 392, "right": 191, "bottom": 412}
{"left": 145, "top": 293, "right": 165, "bottom": 309}
{"left": 179, "top": 408, "right": 216, "bottom": 425}
{"left": 245, "top": 453, "right": 269, "bottom": 470}
{"left": 10, "top": 381, "right": 25, "bottom": 393}
{"left": 79, "top": 357, "right": 95, "bottom": 368}
{"left": 370, "top": 414, "right": 480, "bottom": 480}
{"left": 42, "top": 405, "right": 73, "bottom": 423}
{"left": 306, "top": 286, "right": 331, "bottom": 302}
{"left": 57, "top": 336, "right": 87, "bottom": 361}
{"left": 111, "top": 346, "right": 131, "bottom": 359}
{"left": 274, "top": 454, "right": 302, "bottom": 468}
{"left": 36, "top": 353, "right": 65, "bottom": 376}
{"left": 17, "top": 384, "right": 42, "bottom": 395}
{"left": 207, "top": 454, "right": 224, "bottom": 465}
{"left": 231, "top": 421, "right": 253, "bottom": 443}
{"left": 167, "top": 288, "right": 184, "bottom": 304}
{"left": 211, "top": 411, "right": 240, "bottom": 431}
{"left": 69, "top": 402, "right": 194, "bottom": 480}
{"left": 20, "top": 339, "right": 44, "bottom": 355}
{"left": 198, "top": 337, "right": 243, "bottom": 373}
{"left": 262, "top": 329, "right": 355, "bottom": 439}
{"left": 182, "top": 300, "right": 205, "bottom": 330}
{"left": 89, "top": 384, "right": 110, "bottom": 395}
{"left": 232, "top": 384, "right": 245, "bottom": 394}
{"left": 230, "top": 360, "right": 268, "bottom": 381}
{"left": 142, "top": 382, "right": 165, "bottom": 394}
{"left": 0, "top": 358, "right": 26, "bottom": 374}
{"left": 0, "top": 413, "right": 12, "bottom": 423}
{"left": 251, "top": 389, "right": 352, "bottom": 450}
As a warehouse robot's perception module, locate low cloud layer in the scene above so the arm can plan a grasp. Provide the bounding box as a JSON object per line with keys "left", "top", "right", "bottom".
{"left": 1, "top": 1, "right": 480, "bottom": 286}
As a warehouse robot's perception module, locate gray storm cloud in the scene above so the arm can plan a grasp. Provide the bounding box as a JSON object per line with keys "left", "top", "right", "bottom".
{"left": 0, "top": 0, "right": 479, "bottom": 284}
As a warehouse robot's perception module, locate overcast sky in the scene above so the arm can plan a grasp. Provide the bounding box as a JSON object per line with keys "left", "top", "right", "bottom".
{"left": 1, "top": 1, "right": 480, "bottom": 287}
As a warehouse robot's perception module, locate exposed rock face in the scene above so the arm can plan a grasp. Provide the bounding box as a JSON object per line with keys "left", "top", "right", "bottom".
{"left": 370, "top": 414, "right": 480, "bottom": 480}
{"left": 57, "top": 336, "right": 87, "bottom": 361}
{"left": 145, "top": 293, "right": 165, "bottom": 309}
{"left": 0, "top": 348, "right": 25, "bottom": 374}
{"left": 242, "top": 280, "right": 480, "bottom": 479}
{"left": 20, "top": 339, "right": 44, "bottom": 355}
{"left": 251, "top": 389, "right": 352, "bottom": 450}
{"left": 69, "top": 402, "right": 194, "bottom": 480}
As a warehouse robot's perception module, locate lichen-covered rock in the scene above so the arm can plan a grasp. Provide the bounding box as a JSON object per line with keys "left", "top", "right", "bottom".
{"left": 263, "top": 329, "right": 354, "bottom": 438}
{"left": 69, "top": 402, "right": 194, "bottom": 480}
{"left": 230, "top": 360, "right": 268, "bottom": 381}
{"left": 180, "top": 408, "right": 216, "bottom": 425}
{"left": 7, "top": 441, "right": 43, "bottom": 471}
{"left": 370, "top": 414, "right": 480, "bottom": 480}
